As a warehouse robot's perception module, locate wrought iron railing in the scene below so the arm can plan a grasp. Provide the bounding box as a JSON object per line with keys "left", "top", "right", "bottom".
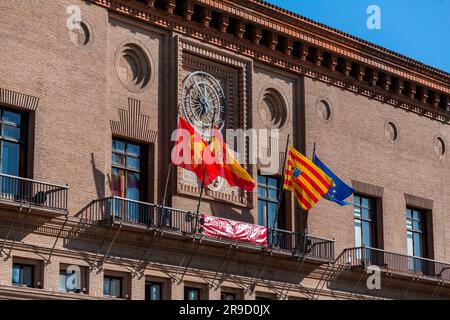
{"left": 83, "top": 196, "right": 196, "bottom": 234}
{"left": 337, "top": 247, "right": 450, "bottom": 282}
{"left": 269, "top": 229, "right": 335, "bottom": 261}
{"left": 83, "top": 197, "right": 334, "bottom": 261}
{"left": 0, "top": 173, "right": 68, "bottom": 212}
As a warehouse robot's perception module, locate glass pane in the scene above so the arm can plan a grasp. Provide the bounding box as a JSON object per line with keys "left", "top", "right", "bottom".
{"left": 406, "top": 209, "right": 412, "bottom": 219}
{"left": 1, "top": 141, "right": 20, "bottom": 176}
{"left": 362, "top": 208, "right": 370, "bottom": 220}
{"left": 354, "top": 220, "right": 362, "bottom": 247}
{"left": 268, "top": 188, "right": 277, "bottom": 201}
{"left": 413, "top": 220, "right": 421, "bottom": 231}
{"left": 268, "top": 177, "right": 278, "bottom": 188}
{"left": 268, "top": 202, "right": 277, "bottom": 229}
{"left": 353, "top": 195, "right": 360, "bottom": 206}
{"left": 413, "top": 210, "right": 419, "bottom": 220}
{"left": 413, "top": 232, "right": 424, "bottom": 258}
{"left": 126, "top": 172, "right": 141, "bottom": 201}
{"left": 221, "top": 293, "right": 235, "bottom": 300}
{"left": 3, "top": 111, "right": 21, "bottom": 125}
{"left": 151, "top": 284, "right": 161, "bottom": 300}
{"left": 110, "top": 279, "right": 121, "bottom": 297}
{"left": 258, "top": 200, "right": 266, "bottom": 226}
{"left": 23, "top": 266, "right": 33, "bottom": 287}
{"left": 111, "top": 168, "right": 125, "bottom": 198}
{"left": 361, "top": 197, "right": 369, "bottom": 209}
{"left": 186, "top": 289, "right": 199, "bottom": 300}
{"left": 112, "top": 153, "right": 126, "bottom": 166}
{"left": 407, "top": 232, "right": 414, "bottom": 256}
{"left": 127, "top": 157, "right": 140, "bottom": 170}
{"left": 112, "top": 140, "right": 126, "bottom": 152}
{"left": 59, "top": 272, "right": 67, "bottom": 292}
{"left": 103, "top": 278, "right": 110, "bottom": 296}
{"left": 362, "top": 221, "right": 372, "bottom": 247}
{"left": 3, "top": 125, "right": 20, "bottom": 140}
{"left": 353, "top": 206, "right": 361, "bottom": 218}
{"left": 66, "top": 271, "right": 78, "bottom": 292}
{"left": 257, "top": 186, "right": 266, "bottom": 199}
{"left": 406, "top": 217, "right": 413, "bottom": 230}
{"left": 257, "top": 175, "right": 266, "bottom": 185}
{"left": 127, "top": 144, "right": 141, "bottom": 157}
{"left": 12, "top": 265, "right": 21, "bottom": 284}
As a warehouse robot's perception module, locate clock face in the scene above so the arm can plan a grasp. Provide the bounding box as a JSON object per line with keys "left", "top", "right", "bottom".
{"left": 182, "top": 71, "right": 225, "bottom": 136}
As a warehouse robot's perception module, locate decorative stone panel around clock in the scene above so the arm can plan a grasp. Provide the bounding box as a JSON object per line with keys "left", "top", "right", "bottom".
{"left": 175, "top": 35, "right": 253, "bottom": 207}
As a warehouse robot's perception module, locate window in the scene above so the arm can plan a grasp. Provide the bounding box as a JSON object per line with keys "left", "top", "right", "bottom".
{"left": 185, "top": 287, "right": 200, "bottom": 300}
{"left": 406, "top": 208, "right": 428, "bottom": 259}
{"left": 12, "top": 263, "right": 34, "bottom": 287}
{"left": 353, "top": 195, "right": 377, "bottom": 248}
{"left": 145, "top": 282, "right": 162, "bottom": 301}
{"left": 59, "top": 270, "right": 71, "bottom": 292}
{"left": 104, "top": 276, "right": 122, "bottom": 298}
{"left": 221, "top": 292, "right": 236, "bottom": 300}
{"left": 112, "top": 139, "right": 147, "bottom": 201}
{"left": 59, "top": 266, "right": 85, "bottom": 293}
{"left": 257, "top": 175, "right": 281, "bottom": 229}
{"left": 0, "top": 107, "right": 28, "bottom": 177}
{"left": 255, "top": 295, "right": 274, "bottom": 300}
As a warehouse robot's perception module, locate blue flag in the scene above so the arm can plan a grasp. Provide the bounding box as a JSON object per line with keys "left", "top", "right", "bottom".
{"left": 313, "top": 155, "right": 354, "bottom": 206}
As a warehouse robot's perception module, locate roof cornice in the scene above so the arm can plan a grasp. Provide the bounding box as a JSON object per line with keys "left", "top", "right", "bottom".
{"left": 86, "top": 0, "right": 450, "bottom": 123}
{"left": 200, "top": 0, "right": 450, "bottom": 91}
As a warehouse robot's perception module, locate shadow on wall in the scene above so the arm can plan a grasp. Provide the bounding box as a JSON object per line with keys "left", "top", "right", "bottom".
{"left": 209, "top": 202, "right": 254, "bottom": 224}
{"left": 91, "top": 153, "right": 106, "bottom": 199}
{"left": 0, "top": 211, "right": 47, "bottom": 258}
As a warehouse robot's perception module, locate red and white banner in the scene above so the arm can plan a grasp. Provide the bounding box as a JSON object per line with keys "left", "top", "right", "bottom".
{"left": 200, "top": 214, "right": 268, "bottom": 246}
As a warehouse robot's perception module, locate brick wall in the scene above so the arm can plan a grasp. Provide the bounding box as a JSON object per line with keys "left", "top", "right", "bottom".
{"left": 0, "top": 0, "right": 449, "bottom": 301}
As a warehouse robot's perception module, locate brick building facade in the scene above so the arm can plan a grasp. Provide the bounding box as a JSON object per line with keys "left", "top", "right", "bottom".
{"left": 0, "top": 0, "right": 449, "bottom": 300}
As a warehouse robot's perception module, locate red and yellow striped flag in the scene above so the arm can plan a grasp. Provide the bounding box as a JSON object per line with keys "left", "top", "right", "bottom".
{"left": 283, "top": 147, "right": 333, "bottom": 210}
{"left": 207, "top": 128, "right": 256, "bottom": 191}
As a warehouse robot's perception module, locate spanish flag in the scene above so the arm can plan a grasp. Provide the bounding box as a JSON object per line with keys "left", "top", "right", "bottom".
{"left": 171, "top": 117, "right": 220, "bottom": 186}
{"left": 206, "top": 128, "right": 256, "bottom": 192}
{"left": 284, "top": 147, "right": 333, "bottom": 210}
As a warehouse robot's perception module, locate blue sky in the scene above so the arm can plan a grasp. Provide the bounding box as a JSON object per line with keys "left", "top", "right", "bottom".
{"left": 266, "top": 0, "right": 450, "bottom": 73}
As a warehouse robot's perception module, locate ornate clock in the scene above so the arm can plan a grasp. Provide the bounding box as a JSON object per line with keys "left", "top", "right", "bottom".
{"left": 182, "top": 71, "right": 226, "bottom": 136}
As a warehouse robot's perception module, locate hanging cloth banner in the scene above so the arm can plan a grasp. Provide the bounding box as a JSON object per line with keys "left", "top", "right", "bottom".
{"left": 200, "top": 214, "right": 268, "bottom": 246}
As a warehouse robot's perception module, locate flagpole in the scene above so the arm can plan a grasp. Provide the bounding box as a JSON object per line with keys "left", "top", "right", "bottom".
{"left": 272, "top": 134, "right": 290, "bottom": 235}
{"left": 162, "top": 113, "right": 181, "bottom": 209}
{"left": 160, "top": 115, "right": 180, "bottom": 228}
{"left": 312, "top": 142, "right": 317, "bottom": 161}
{"left": 162, "top": 164, "right": 171, "bottom": 208}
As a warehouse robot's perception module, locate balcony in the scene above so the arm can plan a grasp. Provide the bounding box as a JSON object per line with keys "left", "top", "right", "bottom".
{"left": 0, "top": 173, "right": 68, "bottom": 216}
{"left": 83, "top": 196, "right": 196, "bottom": 234}
{"left": 337, "top": 247, "right": 450, "bottom": 282}
{"left": 269, "top": 229, "right": 335, "bottom": 262}
{"left": 82, "top": 196, "right": 335, "bottom": 262}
